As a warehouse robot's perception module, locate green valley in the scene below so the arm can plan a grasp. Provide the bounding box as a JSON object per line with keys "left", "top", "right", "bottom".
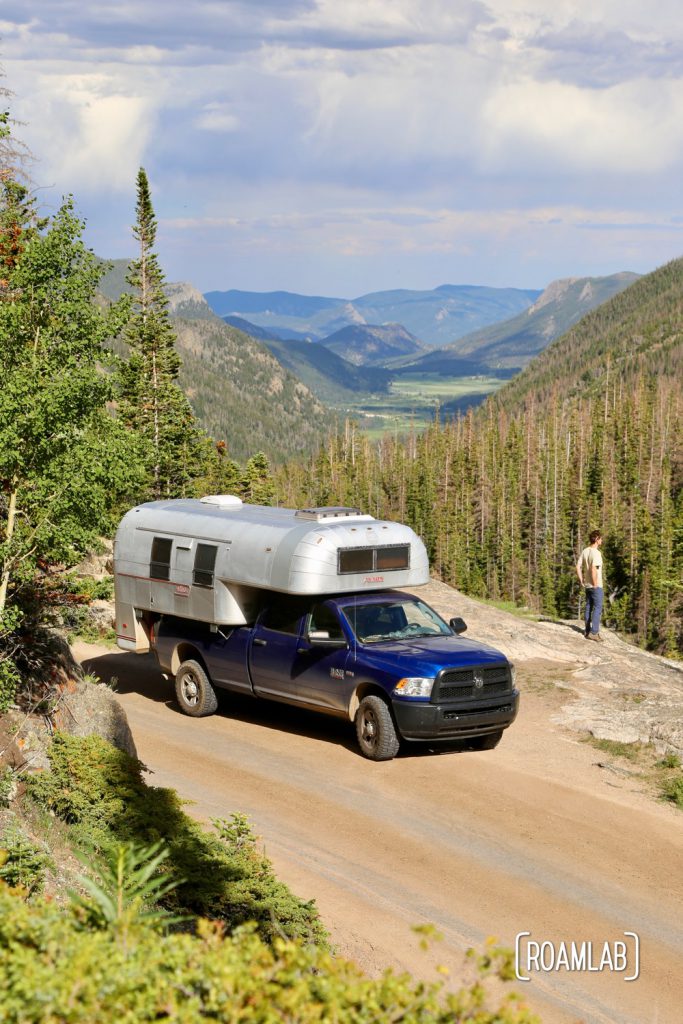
{"left": 330, "top": 372, "right": 507, "bottom": 438}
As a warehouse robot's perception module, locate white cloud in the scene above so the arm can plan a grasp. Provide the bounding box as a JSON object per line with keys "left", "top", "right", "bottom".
{"left": 3, "top": 1, "right": 683, "bottom": 292}
{"left": 480, "top": 75, "right": 683, "bottom": 174}
{"left": 12, "top": 68, "right": 158, "bottom": 192}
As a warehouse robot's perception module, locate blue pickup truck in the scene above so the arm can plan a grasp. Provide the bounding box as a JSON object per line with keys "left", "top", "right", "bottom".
{"left": 152, "top": 588, "right": 519, "bottom": 761}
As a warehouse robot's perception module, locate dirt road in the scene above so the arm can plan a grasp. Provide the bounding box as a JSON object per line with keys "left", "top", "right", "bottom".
{"left": 75, "top": 633, "right": 682, "bottom": 1024}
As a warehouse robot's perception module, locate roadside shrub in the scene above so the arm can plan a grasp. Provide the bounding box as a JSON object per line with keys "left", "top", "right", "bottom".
{"left": 0, "top": 885, "right": 540, "bottom": 1023}
{"left": 661, "top": 773, "right": 683, "bottom": 809}
{"left": 71, "top": 840, "right": 183, "bottom": 933}
{"left": 0, "top": 826, "right": 52, "bottom": 895}
{"left": 0, "top": 766, "right": 16, "bottom": 808}
{"left": 27, "top": 732, "right": 327, "bottom": 945}
{"left": 0, "top": 659, "right": 20, "bottom": 712}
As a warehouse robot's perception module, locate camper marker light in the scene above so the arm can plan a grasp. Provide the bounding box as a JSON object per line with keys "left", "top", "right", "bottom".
{"left": 393, "top": 677, "right": 434, "bottom": 698}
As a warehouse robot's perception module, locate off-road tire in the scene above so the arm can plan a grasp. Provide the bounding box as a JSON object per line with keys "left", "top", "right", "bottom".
{"left": 355, "top": 695, "right": 400, "bottom": 761}
{"left": 175, "top": 659, "right": 218, "bottom": 717}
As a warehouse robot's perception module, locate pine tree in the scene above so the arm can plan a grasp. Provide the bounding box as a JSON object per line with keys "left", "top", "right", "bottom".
{"left": 241, "top": 452, "right": 275, "bottom": 506}
{"left": 118, "top": 168, "right": 203, "bottom": 499}
{"left": 0, "top": 166, "right": 142, "bottom": 703}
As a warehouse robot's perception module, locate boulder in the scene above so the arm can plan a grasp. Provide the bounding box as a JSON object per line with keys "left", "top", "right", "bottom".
{"left": 3, "top": 635, "right": 137, "bottom": 774}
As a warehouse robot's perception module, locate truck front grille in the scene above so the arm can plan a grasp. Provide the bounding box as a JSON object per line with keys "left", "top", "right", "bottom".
{"left": 433, "top": 664, "right": 511, "bottom": 703}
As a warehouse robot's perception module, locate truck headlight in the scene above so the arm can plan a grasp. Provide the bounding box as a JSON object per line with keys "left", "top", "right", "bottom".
{"left": 393, "top": 677, "right": 434, "bottom": 698}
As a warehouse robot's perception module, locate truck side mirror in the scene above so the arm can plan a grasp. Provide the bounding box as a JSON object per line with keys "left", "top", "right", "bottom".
{"left": 449, "top": 616, "right": 467, "bottom": 635}
{"left": 303, "top": 630, "right": 347, "bottom": 649}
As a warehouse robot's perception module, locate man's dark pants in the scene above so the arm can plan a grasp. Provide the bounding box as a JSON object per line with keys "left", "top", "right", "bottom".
{"left": 584, "top": 586, "right": 604, "bottom": 636}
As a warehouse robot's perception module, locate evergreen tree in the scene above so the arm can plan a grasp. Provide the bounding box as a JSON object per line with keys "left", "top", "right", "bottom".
{"left": 0, "top": 170, "right": 141, "bottom": 702}
{"left": 118, "top": 168, "right": 203, "bottom": 499}
{"left": 241, "top": 452, "right": 275, "bottom": 506}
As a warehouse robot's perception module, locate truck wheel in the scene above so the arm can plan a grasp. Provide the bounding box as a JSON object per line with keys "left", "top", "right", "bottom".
{"left": 470, "top": 729, "right": 503, "bottom": 750}
{"left": 175, "top": 660, "right": 218, "bottom": 718}
{"left": 355, "top": 695, "right": 400, "bottom": 761}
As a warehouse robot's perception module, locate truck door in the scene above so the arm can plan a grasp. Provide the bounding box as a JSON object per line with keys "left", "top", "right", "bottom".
{"left": 294, "top": 601, "right": 353, "bottom": 713}
{"left": 248, "top": 596, "right": 310, "bottom": 702}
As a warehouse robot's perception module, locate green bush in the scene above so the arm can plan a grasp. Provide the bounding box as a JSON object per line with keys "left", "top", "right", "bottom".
{"left": 0, "top": 766, "right": 15, "bottom": 808}
{"left": 0, "top": 658, "right": 20, "bottom": 712}
{"left": 0, "top": 885, "right": 539, "bottom": 1023}
{"left": 0, "top": 826, "right": 52, "bottom": 895}
{"left": 661, "top": 773, "right": 683, "bottom": 809}
{"left": 28, "top": 733, "right": 327, "bottom": 945}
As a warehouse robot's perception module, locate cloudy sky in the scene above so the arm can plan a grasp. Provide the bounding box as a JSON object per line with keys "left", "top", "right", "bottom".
{"left": 3, "top": 0, "right": 683, "bottom": 296}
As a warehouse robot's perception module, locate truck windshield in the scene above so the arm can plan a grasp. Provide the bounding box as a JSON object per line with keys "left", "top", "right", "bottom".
{"left": 342, "top": 598, "right": 452, "bottom": 644}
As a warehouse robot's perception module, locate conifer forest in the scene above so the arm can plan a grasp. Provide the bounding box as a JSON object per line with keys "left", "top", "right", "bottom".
{"left": 277, "top": 260, "right": 683, "bottom": 657}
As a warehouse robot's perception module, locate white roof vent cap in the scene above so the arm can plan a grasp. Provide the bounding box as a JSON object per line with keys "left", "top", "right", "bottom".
{"left": 200, "top": 495, "right": 243, "bottom": 508}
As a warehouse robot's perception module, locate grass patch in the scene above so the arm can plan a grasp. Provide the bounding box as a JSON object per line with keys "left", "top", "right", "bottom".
{"left": 477, "top": 597, "right": 540, "bottom": 620}
{"left": 584, "top": 735, "right": 683, "bottom": 808}
{"left": 586, "top": 737, "right": 646, "bottom": 763}
{"left": 514, "top": 659, "right": 577, "bottom": 698}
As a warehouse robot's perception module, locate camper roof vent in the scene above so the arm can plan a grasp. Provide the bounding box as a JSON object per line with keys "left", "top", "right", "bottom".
{"left": 200, "top": 495, "right": 243, "bottom": 509}
{"left": 295, "top": 506, "right": 369, "bottom": 522}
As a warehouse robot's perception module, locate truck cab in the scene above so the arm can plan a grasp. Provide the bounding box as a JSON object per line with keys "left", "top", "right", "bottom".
{"left": 153, "top": 589, "right": 518, "bottom": 761}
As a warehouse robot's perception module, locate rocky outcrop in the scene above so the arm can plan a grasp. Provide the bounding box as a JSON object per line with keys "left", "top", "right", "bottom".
{"left": 419, "top": 578, "right": 683, "bottom": 757}
{"left": 3, "top": 635, "right": 136, "bottom": 774}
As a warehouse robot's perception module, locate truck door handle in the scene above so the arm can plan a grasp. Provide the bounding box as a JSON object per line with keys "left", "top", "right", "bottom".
{"left": 253, "top": 638, "right": 267, "bottom": 646}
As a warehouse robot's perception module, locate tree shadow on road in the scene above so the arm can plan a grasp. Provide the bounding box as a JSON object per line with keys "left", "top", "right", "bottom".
{"left": 80, "top": 650, "right": 358, "bottom": 755}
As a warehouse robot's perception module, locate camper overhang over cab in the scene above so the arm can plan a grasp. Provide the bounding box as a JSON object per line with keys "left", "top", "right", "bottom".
{"left": 114, "top": 496, "right": 430, "bottom": 652}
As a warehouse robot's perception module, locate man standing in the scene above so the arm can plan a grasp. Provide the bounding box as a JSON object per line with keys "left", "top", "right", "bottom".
{"left": 576, "top": 530, "right": 604, "bottom": 641}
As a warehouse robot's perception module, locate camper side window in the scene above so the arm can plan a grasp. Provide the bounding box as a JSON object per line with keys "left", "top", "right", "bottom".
{"left": 150, "top": 537, "right": 173, "bottom": 580}
{"left": 193, "top": 544, "right": 217, "bottom": 588}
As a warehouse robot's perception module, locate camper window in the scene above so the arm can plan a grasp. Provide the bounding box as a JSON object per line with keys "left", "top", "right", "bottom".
{"left": 338, "top": 548, "right": 374, "bottom": 574}
{"left": 376, "top": 545, "right": 410, "bottom": 570}
{"left": 193, "top": 543, "right": 218, "bottom": 588}
{"left": 338, "top": 544, "right": 410, "bottom": 574}
{"left": 150, "top": 537, "right": 173, "bottom": 580}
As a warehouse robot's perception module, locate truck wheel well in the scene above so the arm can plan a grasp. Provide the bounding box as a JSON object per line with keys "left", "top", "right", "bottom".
{"left": 171, "top": 643, "right": 208, "bottom": 677}
{"left": 349, "top": 682, "right": 390, "bottom": 721}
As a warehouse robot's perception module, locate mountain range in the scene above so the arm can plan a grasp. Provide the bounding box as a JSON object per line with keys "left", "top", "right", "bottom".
{"left": 99, "top": 257, "right": 655, "bottom": 462}
{"left": 204, "top": 284, "right": 542, "bottom": 347}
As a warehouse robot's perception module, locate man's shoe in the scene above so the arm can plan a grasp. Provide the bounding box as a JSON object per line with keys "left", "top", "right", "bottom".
{"left": 584, "top": 627, "right": 591, "bottom": 639}
{"left": 587, "top": 633, "right": 604, "bottom": 642}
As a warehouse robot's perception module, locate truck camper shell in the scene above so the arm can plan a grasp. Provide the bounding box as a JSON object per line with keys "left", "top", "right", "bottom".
{"left": 114, "top": 496, "right": 429, "bottom": 652}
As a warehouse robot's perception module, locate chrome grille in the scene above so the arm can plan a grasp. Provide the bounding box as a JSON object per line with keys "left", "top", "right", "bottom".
{"left": 433, "top": 664, "right": 511, "bottom": 703}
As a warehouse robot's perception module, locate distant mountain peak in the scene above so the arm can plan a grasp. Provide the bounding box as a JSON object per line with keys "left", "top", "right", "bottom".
{"left": 164, "top": 281, "right": 216, "bottom": 321}
{"left": 528, "top": 278, "right": 581, "bottom": 315}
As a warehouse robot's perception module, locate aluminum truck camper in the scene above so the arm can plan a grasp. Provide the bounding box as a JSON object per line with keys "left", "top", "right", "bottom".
{"left": 114, "top": 496, "right": 430, "bottom": 652}
{"left": 114, "top": 497, "right": 519, "bottom": 760}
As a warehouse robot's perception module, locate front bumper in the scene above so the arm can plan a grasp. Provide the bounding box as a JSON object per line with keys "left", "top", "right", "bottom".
{"left": 392, "top": 689, "right": 520, "bottom": 741}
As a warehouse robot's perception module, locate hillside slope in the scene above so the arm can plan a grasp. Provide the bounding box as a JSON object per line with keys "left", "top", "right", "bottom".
{"left": 221, "top": 316, "right": 392, "bottom": 401}
{"left": 172, "top": 317, "right": 333, "bottom": 463}
{"left": 98, "top": 263, "right": 333, "bottom": 463}
{"left": 407, "top": 272, "right": 639, "bottom": 371}
{"left": 495, "top": 256, "right": 683, "bottom": 411}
